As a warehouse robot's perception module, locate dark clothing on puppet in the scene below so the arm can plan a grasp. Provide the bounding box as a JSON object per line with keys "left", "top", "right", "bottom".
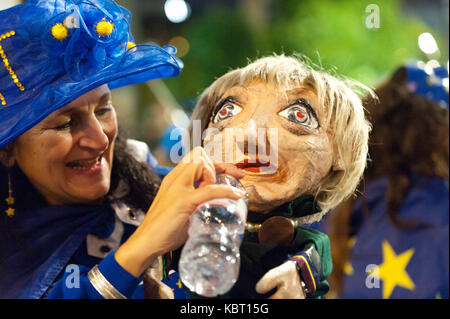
{"left": 173, "top": 195, "right": 333, "bottom": 299}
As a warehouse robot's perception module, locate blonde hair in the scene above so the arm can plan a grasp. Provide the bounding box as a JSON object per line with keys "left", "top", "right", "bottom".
{"left": 187, "top": 54, "right": 372, "bottom": 223}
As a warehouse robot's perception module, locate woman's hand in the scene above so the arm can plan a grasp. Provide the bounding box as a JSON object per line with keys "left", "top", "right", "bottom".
{"left": 115, "top": 147, "right": 245, "bottom": 277}
{"left": 255, "top": 260, "right": 306, "bottom": 299}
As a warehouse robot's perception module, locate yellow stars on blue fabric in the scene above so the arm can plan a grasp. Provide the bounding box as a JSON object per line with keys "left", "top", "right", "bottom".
{"left": 169, "top": 279, "right": 183, "bottom": 294}
{"left": 162, "top": 272, "right": 190, "bottom": 299}
{"left": 371, "top": 240, "right": 415, "bottom": 299}
{"left": 343, "top": 237, "right": 356, "bottom": 275}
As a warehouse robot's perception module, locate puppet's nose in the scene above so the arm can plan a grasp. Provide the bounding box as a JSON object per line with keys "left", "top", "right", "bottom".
{"left": 234, "top": 120, "right": 272, "bottom": 157}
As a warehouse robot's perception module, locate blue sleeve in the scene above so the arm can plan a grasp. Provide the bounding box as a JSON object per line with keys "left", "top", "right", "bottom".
{"left": 146, "top": 149, "right": 159, "bottom": 168}
{"left": 46, "top": 250, "right": 142, "bottom": 299}
{"left": 153, "top": 165, "right": 173, "bottom": 178}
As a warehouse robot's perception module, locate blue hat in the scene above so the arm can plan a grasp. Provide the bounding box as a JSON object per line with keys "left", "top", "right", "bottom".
{"left": 0, "top": 0, "right": 183, "bottom": 148}
{"left": 405, "top": 64, "right": 449, "bottom": 109}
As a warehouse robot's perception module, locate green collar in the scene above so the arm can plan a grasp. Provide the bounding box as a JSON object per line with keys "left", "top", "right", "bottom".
{"left": 246, "top": 194, "right": 322, "bottom": 224}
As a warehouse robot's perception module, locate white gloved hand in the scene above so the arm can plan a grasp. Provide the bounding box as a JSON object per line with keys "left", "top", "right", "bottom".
{"left": 255, "top": 260, "right": 306, "bottom": 299}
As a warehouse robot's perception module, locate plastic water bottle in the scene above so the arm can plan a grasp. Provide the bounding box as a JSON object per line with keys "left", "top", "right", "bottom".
{"left": 179, "top": 174, "right": 248, "bottom": 297}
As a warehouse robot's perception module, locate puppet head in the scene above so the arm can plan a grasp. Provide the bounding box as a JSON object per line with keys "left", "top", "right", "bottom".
{"left": 187, "top": 55, "right": 372, "bottom": 223}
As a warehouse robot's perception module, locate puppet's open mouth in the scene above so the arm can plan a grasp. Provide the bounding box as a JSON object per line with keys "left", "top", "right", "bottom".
{"left": 236, "top": 158, "right": 272, "bottom": 173}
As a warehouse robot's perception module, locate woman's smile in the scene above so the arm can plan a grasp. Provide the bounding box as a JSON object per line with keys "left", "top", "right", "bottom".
{"left": 66, "top": 154, "right": 104, "bottom": 173}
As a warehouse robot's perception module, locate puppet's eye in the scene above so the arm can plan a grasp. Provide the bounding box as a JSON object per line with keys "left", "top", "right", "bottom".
{"left": 213, "top": 103, "right": 242, "bottom": 124}
{"left": 278, "top": 106, "right": 318, "bottom": 129}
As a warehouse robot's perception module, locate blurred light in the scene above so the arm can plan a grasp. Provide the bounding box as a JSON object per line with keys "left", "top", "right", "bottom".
{"left": 425, "top": 59, "right": 440, "bottom": 75}
{"left": 443, "top": 78, "right": 449, "bottom": 89}
{"left": 168, "top": 36, "right": 190, "bottom": 58}
{"left": 170, "top": 108, "right": 190, "bottom": 128}
{"left": 416, "top": 61, "right": 426, "bottom": 70}
{"left": 418, "top": 32, "right": 439, "bottom": 55}
{"left": 164, "top": 0, "right": 191, "bottom": 23}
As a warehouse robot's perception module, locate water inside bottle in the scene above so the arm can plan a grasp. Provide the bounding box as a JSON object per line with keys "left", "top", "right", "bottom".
{"left": 179, "top": 233, "right": 240, "bottom": 297}
{"left": 179, "top": 174, "right": 248, "bottom": 297}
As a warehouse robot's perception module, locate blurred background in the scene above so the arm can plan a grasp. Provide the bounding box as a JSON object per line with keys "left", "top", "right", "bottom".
{"left": 2, "top": 0, "right": 448, "bottom": 165}
{"left": 117, "top": 0, "right": 449, "bottom": 167}
{"left": 120, "top": 0, "right": 449, "bottom": 166}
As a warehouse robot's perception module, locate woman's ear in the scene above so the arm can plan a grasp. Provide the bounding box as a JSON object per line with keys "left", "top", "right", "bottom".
{"left": 0, "top": 143, "right": 15, "bottom": 167}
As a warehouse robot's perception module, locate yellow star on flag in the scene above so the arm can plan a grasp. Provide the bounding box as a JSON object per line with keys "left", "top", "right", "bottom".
{"left": 372, "top": 240, "right": 415, "bottom": 299}
{"left": 343, "top": 236, "right": 356, "bottom": 275}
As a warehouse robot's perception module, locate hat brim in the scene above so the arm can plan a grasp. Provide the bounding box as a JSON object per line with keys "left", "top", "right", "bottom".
{"left": 0, "top": 44, "right": 182, "bottom": 148}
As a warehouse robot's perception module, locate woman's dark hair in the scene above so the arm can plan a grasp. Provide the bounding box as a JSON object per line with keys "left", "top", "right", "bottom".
{"left": 327, "top": 66, "right": 449, "bottom": 297}
{"left": 363, "top": 67, "right": 448, "bottom": 227}
{"left": 108, "top": 129, "right": 161, "bottom": 211}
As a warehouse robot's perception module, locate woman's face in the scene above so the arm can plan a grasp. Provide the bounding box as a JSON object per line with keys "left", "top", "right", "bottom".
{"left": 11, "top": 85, "right": 118, "bottom": 205}
{"left": 206, "top": 80, "right": 335, "bottom": 212}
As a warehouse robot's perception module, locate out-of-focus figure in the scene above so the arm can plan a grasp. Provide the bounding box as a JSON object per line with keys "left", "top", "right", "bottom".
{"left": 324, "top": 65, "right": 449, "bottom": 299}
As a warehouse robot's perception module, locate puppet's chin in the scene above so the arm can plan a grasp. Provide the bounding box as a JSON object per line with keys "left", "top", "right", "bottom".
{"left": 244, "top": 184, "right": 288, "bottom": 213}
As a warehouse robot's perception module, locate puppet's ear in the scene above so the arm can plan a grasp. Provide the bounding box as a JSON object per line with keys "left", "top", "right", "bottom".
{"left": 331, "top": 142, "right": 344, "bottom": 171}
{"left": 332, "top": 156, "right": 344, "bottom": 171}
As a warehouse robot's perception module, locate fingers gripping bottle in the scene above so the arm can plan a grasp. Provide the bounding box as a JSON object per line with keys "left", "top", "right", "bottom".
{"left": 179, "top": 174, "right": 248, "bottom": 297}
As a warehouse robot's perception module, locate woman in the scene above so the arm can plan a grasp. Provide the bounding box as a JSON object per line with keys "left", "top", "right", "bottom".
{"left": 181, "top": 55, "right": 372, "bottom": 298}
{"left": 0, "top": 0, "right": 246, "bottom": 299}
{"left": 326, "top": 65, "right": 449, "bottom": 299}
